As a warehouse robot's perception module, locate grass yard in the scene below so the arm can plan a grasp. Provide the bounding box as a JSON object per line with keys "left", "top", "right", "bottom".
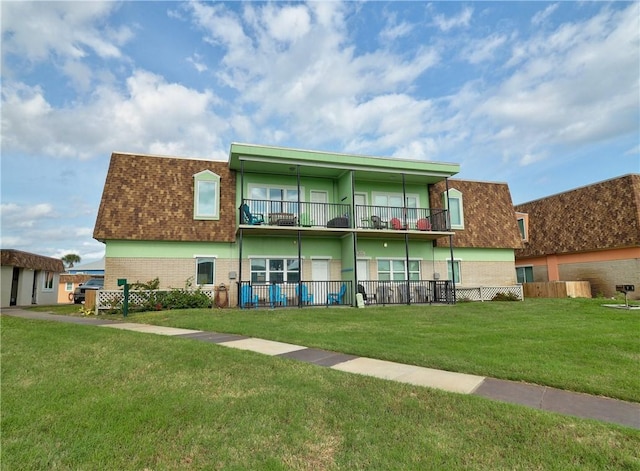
{"left": 85, "top": 297, "right": 640, "bottom": 403}
{"left": 2, "top": 315, "right": 639, "bottom": 470}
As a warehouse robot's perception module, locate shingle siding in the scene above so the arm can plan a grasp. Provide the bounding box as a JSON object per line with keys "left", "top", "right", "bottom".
{"left": 93, "top": 153, "right": 236, "bottom": 243}
{"left": 515, "top": 174, "right": 640, "bottom": 258}
{"left": 430, "top": 179, "right": 523, "bottom": 249}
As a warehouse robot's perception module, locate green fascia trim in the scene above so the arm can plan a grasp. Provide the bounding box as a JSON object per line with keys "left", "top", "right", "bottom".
{"left": 357, "top": 239, "right": 434, "bottom": 259}
{"left": 105, "top": 240, "right": 237, "bottom": 258}
{"left": 229, "top": 142, "right": 460, "bottom": 176}
{"left": 434, "top": 247, "right": 515, "bottom": 262}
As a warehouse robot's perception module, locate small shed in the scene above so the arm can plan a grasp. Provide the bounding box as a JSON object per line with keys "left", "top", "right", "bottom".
{"left": 1, "top": 249, "right": 65, "bottom": 307}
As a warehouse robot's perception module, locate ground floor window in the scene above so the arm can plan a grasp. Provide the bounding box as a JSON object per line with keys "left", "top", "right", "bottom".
{"left": 43, "top": 271, "right": 54, "bottom": 291}
{"left": 377, "top": 259, "right": 420, "bottom": 280}
{"left": 65, "top": 282, "right": 73, "bottom": 291}
{"left": 251, "top": 258, "right": 300, "bottom": 283}
{"left": 448, "top": 260, "right": 461, "bottom": 283}
{"left": 196, "top": 257, "right": 216, "bottom": 285}
{"left": 516, "top": 266, "right": 534, "bottom": 283}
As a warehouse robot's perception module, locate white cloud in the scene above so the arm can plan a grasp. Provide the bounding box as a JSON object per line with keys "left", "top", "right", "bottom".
{"left": 462, "top": 33, "right": 508, "bottom": 64}
{"left": 473, "top": 3, "right": 639, "bottom": 154}
{"left": 261, "top": 4, "right": 311, "bottom": 43}
{"left": 432, "top": 7, "right": 473, "bottom": 32}
{"left": 1, "top": 1, "right": 132, "bottom": 89}
{"left": 532, "top": 4, "right": 559, "bottom": 26}
{"left": 1, "top": 70, "right": 229, "bottom": 159}
{"left": 1, "top": 203, "right": 56, "bottom": 229}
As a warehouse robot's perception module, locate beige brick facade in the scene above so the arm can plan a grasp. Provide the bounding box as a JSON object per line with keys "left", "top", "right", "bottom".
{"left": 559, "top": 259, "right": 639, "bottom": 299}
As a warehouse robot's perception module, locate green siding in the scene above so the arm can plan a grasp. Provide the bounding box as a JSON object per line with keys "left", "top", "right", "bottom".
{"left": 434, "top": 247, "right": 515, "bottom": 262}
{"left": 105, "top": 240, "right": 236, "bottom": 258}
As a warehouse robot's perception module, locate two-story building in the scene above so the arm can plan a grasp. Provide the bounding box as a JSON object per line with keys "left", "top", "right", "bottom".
{"left": 94, "top": 143, "right": 523, "bottom": 308}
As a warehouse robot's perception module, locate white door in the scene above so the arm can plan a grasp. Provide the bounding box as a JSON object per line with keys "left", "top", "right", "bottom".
{"left": 357, "top": 259, "right": 369, "bottom": 281}
{"left": 310, "top": 191, "right": 328, "bottom": 226}
{"left": 354, "top": 193, "right": 367, "bottom": 226}
{"left": 311, "top": 259, "right": 329, "bottom": 304}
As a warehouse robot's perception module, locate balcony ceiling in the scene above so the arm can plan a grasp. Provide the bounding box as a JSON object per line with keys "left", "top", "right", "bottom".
{"left": 229, "top": 143, "right": 460, "bottom": 185}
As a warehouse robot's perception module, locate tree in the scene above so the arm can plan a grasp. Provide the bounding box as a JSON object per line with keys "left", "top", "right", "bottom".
{"left": 61, "top": 253, "right": 81, "bottom": 268}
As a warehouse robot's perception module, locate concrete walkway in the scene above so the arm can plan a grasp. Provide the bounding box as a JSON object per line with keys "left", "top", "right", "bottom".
{"left": 3, "top": 308, "right": 639, "bottom": 429}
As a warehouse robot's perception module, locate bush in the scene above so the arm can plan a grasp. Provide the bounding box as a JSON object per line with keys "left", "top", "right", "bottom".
{"left": 492, "top": 292, "right": 520, "bottom": 302}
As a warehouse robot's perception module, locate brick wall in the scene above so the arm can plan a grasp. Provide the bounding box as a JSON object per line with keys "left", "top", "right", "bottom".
{"left": 559, "top": 259, "right": 639, "bottom": 299}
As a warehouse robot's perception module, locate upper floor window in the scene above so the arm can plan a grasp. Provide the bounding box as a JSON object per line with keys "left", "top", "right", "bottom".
{"left": 372, "top": 193, "right": 419, "bottom": 221}
{"left": 443, "top": 188, "right": 464, "bottom": 229}
{"left": 194, "top": 170, "right": 221, "bottom": 220}
{"left": 516, "top": 212, "right": 528, "bottom": 241}
{"left": 248, "top": 185, "right": 302, "bottom": 215}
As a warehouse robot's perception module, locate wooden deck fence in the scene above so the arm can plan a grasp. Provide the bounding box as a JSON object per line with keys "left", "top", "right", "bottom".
{"left": 522, "top": 281, "right": 591, "bottom": 299}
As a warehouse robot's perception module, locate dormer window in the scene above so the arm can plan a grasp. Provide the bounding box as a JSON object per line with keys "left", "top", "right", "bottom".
{"left": 443, "top": 188, "right": 464, "bottom": 229}
{"left": 194, "top": 170, "right": 221, "bottom": 220}
{"left": 516, "top": 212, "right": 528, "bottom": 241}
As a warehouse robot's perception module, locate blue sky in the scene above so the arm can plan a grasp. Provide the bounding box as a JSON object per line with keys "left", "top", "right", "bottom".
{"left": 1, "top": 1, "right": 638, "bottom": 264}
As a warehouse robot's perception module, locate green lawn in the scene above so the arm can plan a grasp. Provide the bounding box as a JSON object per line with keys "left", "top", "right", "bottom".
{"left": 96, "top": 297, "right": 640, "bottom": 402}
{"left": 2, "top": 315, "right": 639, "bottom": 470}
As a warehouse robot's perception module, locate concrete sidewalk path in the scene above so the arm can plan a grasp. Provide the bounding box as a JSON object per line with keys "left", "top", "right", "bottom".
{"left": 3, "top": 308, "right": 639, "bottom": 429}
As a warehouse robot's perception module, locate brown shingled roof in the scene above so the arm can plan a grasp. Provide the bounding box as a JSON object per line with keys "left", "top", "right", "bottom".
{"left": 430, "top": 179, "right": 523, "bottom": 249}
{"left": 515, "top": 174, "right": 640, "bottom": 257}
{"left": 1, "top": 249, "right": 65, "bottom": 272}
{"left": 93, "top": 153, "right": 236, "bottom": 243}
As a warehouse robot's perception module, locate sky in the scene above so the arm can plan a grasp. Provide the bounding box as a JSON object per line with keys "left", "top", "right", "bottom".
{"left": 1, "top": 1, "right": 639, "bottom": 264}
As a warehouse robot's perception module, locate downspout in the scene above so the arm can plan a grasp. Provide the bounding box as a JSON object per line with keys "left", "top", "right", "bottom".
{"left": 402, "top": 174, "right": 410, "bottom": 304}
{"left": 445, "top": 177, "right": 456, "bottom": 304}
{"left": 297, "top": 165, "right": 302, "bottom": 308}
{"left": 351, "top": 169, "right": 357, "bottom": 305}
{"left": 238, "top": 160, "right": 245, "bottom": 306}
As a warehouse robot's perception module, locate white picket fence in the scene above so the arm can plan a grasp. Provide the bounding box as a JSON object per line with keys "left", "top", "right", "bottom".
{"left": 455, "top": 285, "right": 523, "bottom": 302}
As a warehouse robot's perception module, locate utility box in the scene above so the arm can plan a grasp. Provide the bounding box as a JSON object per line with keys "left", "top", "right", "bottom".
{"left": 356, "top": 293, "right": 365, "bottom": 308}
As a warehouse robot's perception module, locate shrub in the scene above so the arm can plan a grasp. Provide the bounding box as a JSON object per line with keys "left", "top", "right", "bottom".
{"left": 492, "top": 292, "right": 520, "bottom": 302}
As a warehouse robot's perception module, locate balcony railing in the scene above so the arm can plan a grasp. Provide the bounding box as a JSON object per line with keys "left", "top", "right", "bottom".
{"left": 240, "top": 199, "right": 449, "bottom": 231}
{"left": 355, "top": 205, "right": 449, "bottom": 231}
{"left": 237, "top": 280, "right": 454, "bottom": 308}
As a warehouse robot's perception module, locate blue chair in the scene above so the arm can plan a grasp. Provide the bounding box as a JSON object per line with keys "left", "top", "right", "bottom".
{"left": 296, "top": 284, "right": 314, "bottom": 305}
{"left": 240, "top": 285, "right": 258, "bottom": 308}
{"left": 269, "top": 284, "right": 287, "bottom": 308}
{"left": 240, "top": 204, "right": 264, "bottom": 225}
{"left": 327, "top": 283, "right": 346, "bottom": 305}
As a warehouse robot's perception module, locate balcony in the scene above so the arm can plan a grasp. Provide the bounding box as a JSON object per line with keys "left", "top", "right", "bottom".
{"left": 239, "top": 199, "right": 450, "bottom": 234}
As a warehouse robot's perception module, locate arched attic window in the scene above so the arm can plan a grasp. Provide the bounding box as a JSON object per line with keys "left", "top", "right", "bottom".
{"left": 194, "top": 170, "right": 221, "bottom": 220}
{"left": 443, "top": 188, "right": 464, "bottom": 229}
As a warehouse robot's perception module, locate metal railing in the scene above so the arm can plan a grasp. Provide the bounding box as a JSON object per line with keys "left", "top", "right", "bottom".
{"left": 355, "top": 205, "right": 449, "bottom": 231}
{"left": 240, "top": 199, "right": 450, "bottom": 231}
{"left": 356, "top": 280, "right": 454, "bottom": 305}
{"left": 238, "top": 281, "right": 353, "bottom": 308}
{"left": 237, "top": 280, "right": 454, "bottom": 308}
{"left": 241, "top": 199, "right": 351, "bottom": 228}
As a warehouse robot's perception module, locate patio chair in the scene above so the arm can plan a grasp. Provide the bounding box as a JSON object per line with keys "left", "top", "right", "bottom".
{"left": 371, "top": 215, "right": 388, "bottom": 229}
{"left": 269, "top": 284, "right": 287, "bottom": 308}
{"left": 416, "top": 218, "right": 432, "bottom": 231}
{"left": 327, "top": 283, "right": 347, "bottom": 305}
{"left": 240, "top": 285, "right": 258, "bottom": 308}
{"left": 240, "top": 204, "right": 264, "bottom": 225}
{"left": 296, "top": 284, "right": 314, "bottom": 304}
{"left": 390, "top": 217, "right": 405, "bottom": 230}
{"left": 376, "top": 284, "right": 392, "bottom": 304}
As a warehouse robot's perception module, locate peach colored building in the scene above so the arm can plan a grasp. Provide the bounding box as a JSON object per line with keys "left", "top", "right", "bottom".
{"left": 515, "top": 174, "right": 640, "bottom": 300}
